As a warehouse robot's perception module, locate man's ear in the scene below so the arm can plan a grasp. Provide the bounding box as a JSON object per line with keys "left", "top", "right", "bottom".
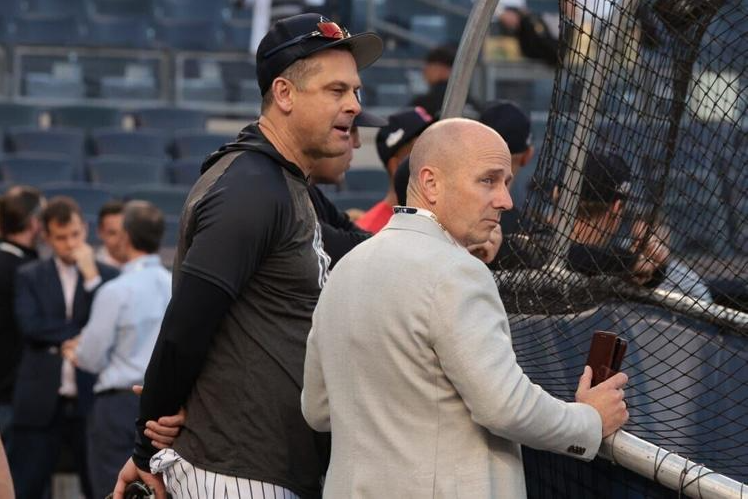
{"left": 271, "top": 77, "right": 295, "bottom": 113}
{"left": 419, "top": 165, "right": 439, "bottom": 205}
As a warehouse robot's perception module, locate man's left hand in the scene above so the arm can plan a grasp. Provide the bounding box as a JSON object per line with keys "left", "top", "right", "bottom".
{"left": 61, "top": 336, "right": 79, "bottom": 365}
{"left": 468, "top": 225, "right": 503, "bottom": 264}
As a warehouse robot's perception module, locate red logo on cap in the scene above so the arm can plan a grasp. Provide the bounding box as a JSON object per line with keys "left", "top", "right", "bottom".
{"left": 414, "top": 106, "right": 433, "bottom": 123}
{"left": 318, "top": 21, "right": 345, "bottom": 40}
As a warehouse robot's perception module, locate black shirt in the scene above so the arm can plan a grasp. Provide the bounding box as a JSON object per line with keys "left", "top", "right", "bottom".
{"left": 0, "top": 240, "right": 38, "bottom": 404}
{"left": 135, "top": 124, "right": 331, "bottom": 497}
{"left": 308, "top": 185, "right": 371, "bottom": 268}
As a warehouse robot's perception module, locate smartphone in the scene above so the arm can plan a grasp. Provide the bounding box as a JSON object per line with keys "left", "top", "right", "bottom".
{"left": 585, "top": 331, "right": 627, "bottom": 386}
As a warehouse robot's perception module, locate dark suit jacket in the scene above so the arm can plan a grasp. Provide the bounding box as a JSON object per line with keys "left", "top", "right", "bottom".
{"left": 13, "top": 258, "right": 118, "bottom": 427}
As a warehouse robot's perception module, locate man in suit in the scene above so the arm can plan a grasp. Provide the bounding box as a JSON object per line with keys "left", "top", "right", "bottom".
{"left": 301, "top": 118, "right": 629, "bottom": 498}
{"left": 10, "top": 196, "right": 118, "bottom": 498}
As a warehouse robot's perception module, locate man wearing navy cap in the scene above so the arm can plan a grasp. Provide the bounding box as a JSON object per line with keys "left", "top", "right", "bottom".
{"left": 114, "top": 13, "right": 382, "bottom": 499}
{"left": 567, "top": 151, "right": 669, "bottom": 285}
{"left": 356, "top": 106, "right": 434, "bottom": 233}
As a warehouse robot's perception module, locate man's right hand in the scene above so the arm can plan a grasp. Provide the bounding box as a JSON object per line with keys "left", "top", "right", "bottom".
{"left": 113, "top": 458, "right": 166, "bottom": 499}
{"left": 575, "top": 366, "right": 629, "bottom": 437}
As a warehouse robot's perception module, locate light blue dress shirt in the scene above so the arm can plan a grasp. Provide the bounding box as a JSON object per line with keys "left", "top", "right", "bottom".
{"left": 76, "top": 254, "right": 172, "bottom": 393}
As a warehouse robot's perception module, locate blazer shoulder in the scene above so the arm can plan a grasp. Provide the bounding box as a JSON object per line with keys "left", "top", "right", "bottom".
{"left": 16, "top": 257, "right": 51, "bottom": 279}
{"left": 97, "top": 261, "right": 120, "bottom": 280}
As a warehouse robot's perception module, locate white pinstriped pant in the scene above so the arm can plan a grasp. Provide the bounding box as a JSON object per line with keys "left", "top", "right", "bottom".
{"left": 150, "top": 449, "right": 300, "bottom": 499}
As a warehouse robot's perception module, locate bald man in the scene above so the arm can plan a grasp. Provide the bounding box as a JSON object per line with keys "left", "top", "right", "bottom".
{"left": 301, "top": 118, "right": 629, "bottom": 498}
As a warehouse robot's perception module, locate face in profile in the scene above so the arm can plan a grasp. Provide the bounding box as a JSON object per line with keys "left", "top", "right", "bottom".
{"left": 98, "top": 212, "right": 125, "bottom": 263}
{"left": 46, "top": 213, "right": 87, "bottom": 265}
{"left": 439, "top": 133, "right": 514, "bottom": 247}
{"left": 291, "top": 49, "right": 362, "bottom": 160}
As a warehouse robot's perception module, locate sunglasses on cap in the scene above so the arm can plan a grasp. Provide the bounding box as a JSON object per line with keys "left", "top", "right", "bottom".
{"left": 263, "top": 18, "right": 351, "bottom": 59}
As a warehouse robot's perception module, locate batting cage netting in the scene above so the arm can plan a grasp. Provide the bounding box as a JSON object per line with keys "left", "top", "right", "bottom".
{"left": 494, "top": 0, "right": 748, "bottom": 496}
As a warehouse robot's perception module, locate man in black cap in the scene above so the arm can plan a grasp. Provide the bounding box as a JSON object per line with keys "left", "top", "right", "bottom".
{"left": 356, "top": 106, "right": 434, "bottom": 233}
{"left": 410, "top": 45, "right": 480, "bottom": 117}
{"left": 114, "top": 13, "right": 382, "bottom": 499}
{"left": 566, "top": 151, "right": 668, "bottom": 285}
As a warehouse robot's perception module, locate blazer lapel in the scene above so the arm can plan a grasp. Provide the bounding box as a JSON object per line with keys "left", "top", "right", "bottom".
{"left": 44, "top": 258, "right": 68, "bottom": 321}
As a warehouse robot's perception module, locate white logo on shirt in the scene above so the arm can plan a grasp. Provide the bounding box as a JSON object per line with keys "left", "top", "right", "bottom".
{"left": 313, "top": 222, "right": 330, "bottom": 289}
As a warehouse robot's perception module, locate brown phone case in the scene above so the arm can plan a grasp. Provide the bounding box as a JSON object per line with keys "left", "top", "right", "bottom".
{"left": 585, "top": 331, "right": 627, "bottom": 386}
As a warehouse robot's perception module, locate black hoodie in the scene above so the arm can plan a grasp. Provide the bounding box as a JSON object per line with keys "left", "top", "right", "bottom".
{"left": 135, "top": 123, "right": 330, "bottom": 497}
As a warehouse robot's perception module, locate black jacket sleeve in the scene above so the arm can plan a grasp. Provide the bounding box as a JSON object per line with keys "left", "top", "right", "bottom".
{"left": 133, "top": 271, "right": 232, "bottom": 471}
{"left": 309, "top": 185, "right": 371, "bottom": 267}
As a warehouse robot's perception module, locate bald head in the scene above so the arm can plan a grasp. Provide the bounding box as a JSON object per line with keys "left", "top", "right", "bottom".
{"left": 408, "top": 118, "right": 511, "bottom": 198}
{"left": 404, "top": 117, "right": 513, "bottom": 247}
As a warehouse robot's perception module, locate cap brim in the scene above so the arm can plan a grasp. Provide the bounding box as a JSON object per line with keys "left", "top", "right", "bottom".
{"left": 355, "top": 110, "right": 387, "bottom": 127}
{"left": 309, "top": 32, "right": 383, "bottom": 71}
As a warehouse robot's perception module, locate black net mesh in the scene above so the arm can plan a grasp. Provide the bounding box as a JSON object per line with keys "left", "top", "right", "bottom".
{"left": 500, "top": 0, "right": 748, "bottom": 493}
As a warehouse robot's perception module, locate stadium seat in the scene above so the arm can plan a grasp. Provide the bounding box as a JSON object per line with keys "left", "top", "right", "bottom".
{"left": 223, "top": 18, "right": 252, "bottom": 51}
{"left": 50, "top": 106, "right": 124, "bottom": 131}
{"left": 161, "top": 214, "right": 180, "bottom": 247}
{"left": 6, "top": 126, "right": 86, "bottom": 179}
{"left": 0, "top": 0, "right": 24, "bottom": 17}
{"left": 155, "top": 18, "right": 221, "bottom": 51}
{"left": 124, "top": 184, "right": 189, "bottom": 216}
{"left": 13, "top": 13, "right": 80, "bottom": 45}
{"left": 89, "top": 0, "right": 155, "bottom": 18}
{"left": 91, "top": 128, "right": 169, "bottom": 159}
{"left": 154, "top": 0, "right": 227, "bottom": 21}
{"left": 181, "top": 79, "right": 226, "bottom": 103}
{"left": 0, "top": 153, "right": 75, "bottom": 185}
{"left": 25, "top": 0, "right": 88, "bottom": 19}
{"left": 344, "top": 169, "right": 389, "bottom": 193}
{"left": 99, "top": 64, "right": 159, "bottom": 100}
{"left": 86, "top": 15, "right": 154, "bottom": 49}
{"left": 41, "top": 182, "right": 116, "bottom": 215}
{"left": 87, "top": 155, "right": 165, "bottom": 189}
{"left": 24, "top": 61, "right": 85, "bottom": 99}
{"left": 238, "top": 80, "right": 263, "bottom": 105}
{"left": 327, "top": 191, "right": 383, "bottom": 212}
{"left": 134, "top": 107, "right": 207, "bottom": 131}
{"left": 172, "top": 131, "right": 232, "bottom": 159}
{"left": 0, "top": 103, "right": 40, "bottom": 129}
{"left": 166, "top": 157, "right": 202, "bottom": 186}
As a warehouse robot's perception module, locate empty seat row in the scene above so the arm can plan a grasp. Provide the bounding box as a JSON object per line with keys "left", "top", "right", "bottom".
{"left": 0, "top": 126, "right": 232, "bottom": 163}
{"left": 0, "top": 153, "right": 206, "bottom": 188}
{"left": 0, "top": 12, "right": 252, "bottom": 51}
{"left": 0, "top": 103, "right": 211, "bottom": 131}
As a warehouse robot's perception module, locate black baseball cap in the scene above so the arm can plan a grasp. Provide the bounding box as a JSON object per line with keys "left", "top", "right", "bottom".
{"left": 256, "top": 13, "right": 383, "bottom": 96}
{"left": 479, "top": 100, "right": 532, "bottom": 154}
{"left": 355, "top": 110, "right": 387, "bottom": 128}
{"left": 580, "top": 151, "right": 631, "bottom": 204}
{"left": 375, "top": 107, "right": 434, "bottom": 165}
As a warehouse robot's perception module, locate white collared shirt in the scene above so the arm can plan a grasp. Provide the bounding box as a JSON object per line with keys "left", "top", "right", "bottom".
{"left": 53, "top": 258, "right": 102, "bottom": 398}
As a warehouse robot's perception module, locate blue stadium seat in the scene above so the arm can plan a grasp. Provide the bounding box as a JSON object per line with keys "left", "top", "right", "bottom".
{"left": 166, "top": 157, "right": 202, "bottom": 186}
{"left": 344, "top": 169, "right": 389, "bottom": 194}
{"left": 134, "top": 107, "right": 207, "bottom": 131}
{"left": 0, "top": 0, "right": 24, "bottom": 17}
{"left": 0, "top": 153, "right": 75, "bottom": 185}
{"left": 327, "top": 191, "right": 383, "bottom": 212}
{"left": 223, "top": 18, "right": 252, "bottom": 51}
{"left": 154, "top": 0, "right": 227, "bottom": 21}
{"left": 172, "top": 130, "right": 232, "bottom": 159}
{"left": 91, "top": 128, "right": 169, "bottom": 159}
{"left": 6, "top": 126, "right": 86, "bottom": 179}
{"left": 89, "top": 0, "right": 155, "bottom": 18}
{"left": 155, "top": 18, "right": 221, "bottom": 50}
{"left": 181, "top": 79, "right": 226, "bottom": 102}
{"left": 0, "top": 103, "right": 40, "bottom": 129}
{"left": 161, "top": 214, "right": 180, "bottom": 247}
{"left": 41, "top": 182, "right": 116, "bottom": 215}
{"left": 124, "top": 184, "right": 189, "bottom": 216}
{"left": 99, "top": 64, "right": 159, "bottom": 100}
{"left": 25, "top": 0, "right": 88, "bottom": 19}
{"left": 86, "top": 15, "right": 154, "bottom": 49}
{"left": 24, "top": 61, "right": 85, "bottom": 99}
{"left": 87, "top": 155, "right": 165, "bottom": 188}
{"left": 50, "top": 106, "right": 124, "bottom": 131}
{"left": 13, "top": 13, "right": 80, "bottom": 45}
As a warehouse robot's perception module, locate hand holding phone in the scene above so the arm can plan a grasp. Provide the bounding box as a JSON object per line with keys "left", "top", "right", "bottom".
{"left": 586, "top": 331, "right": 627, "bottom": 387}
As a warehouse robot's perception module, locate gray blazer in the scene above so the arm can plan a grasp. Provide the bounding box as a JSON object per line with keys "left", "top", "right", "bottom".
{"left": 302, "top": 212, "right": 602, "bottom": 498}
